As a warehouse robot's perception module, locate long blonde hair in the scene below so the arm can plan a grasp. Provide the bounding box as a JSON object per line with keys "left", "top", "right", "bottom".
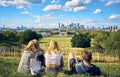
{"left": 24, "top": 39, "right": 40, "bottom": 52}
{"left": 47, "top": 40, "right": 60, "bottom": 53}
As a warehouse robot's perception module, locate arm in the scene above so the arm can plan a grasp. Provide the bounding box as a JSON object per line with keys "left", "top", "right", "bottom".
{"left": 60, "top": 56, "right": 64, "bottom": 67}
{"left": 68, "top": 55, "right": 71, "bottom": 70}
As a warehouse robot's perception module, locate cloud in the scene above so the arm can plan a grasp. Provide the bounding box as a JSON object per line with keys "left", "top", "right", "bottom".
{"left": 22, "top": 11, "right": 32, "bottom": 14}
{"left": 43, "top": 4, "right": 62, "bottom": 11}
{"left": 105, "top": 0, "right": 120, "bottom": 6}
{"left": 33, "top": 14, "right": 55, "bottom": 23}
{"left": 51, "top": 0, "right": 56, "bottom": 3}
{"left": 73, "top": 6, "right": 87, "bottom": 12}
{"left": 65, "top": 0, "right": 81, "bottom": 7}
{"left": 0, "top": 0, "right": 44, "bottom": 9}
{"left": 83, "top": 0, "right": 91, "bottom": 4}
{"left": 65, "top": 0, "right": 91, "bottom": 7}
{"left": 109, "top": 14, "right": 120, "bottom": 20}
{"left": 93, "top": 9, "right": 102, "bottom": 14}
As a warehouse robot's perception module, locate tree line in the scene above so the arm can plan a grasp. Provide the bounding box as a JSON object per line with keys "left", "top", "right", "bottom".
{"left": 71, "top": 30, "right": 120, "bottom": 50}
{"left": 0, "top": 30, "right": 42, "bottom": 45}
{"left": 0, "top": 29, "right": 120, "bottom": 50}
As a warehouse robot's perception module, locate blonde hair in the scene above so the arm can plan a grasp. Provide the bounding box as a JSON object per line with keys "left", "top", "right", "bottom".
{"left": 24, "top": 39, "right": 40, "bottom": 52}
{"left": 47, "top": 40, "right": 60, "bottom": 53}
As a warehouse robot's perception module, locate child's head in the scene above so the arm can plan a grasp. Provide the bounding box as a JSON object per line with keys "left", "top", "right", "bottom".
{"left": 47, "top": 40, "right": 60, "bottom": 53}
{"left": 82, "top": 51, "right": 92, "bottom": 63}
{"left": 24, "top": 39, "right": 40, "bottom": 52}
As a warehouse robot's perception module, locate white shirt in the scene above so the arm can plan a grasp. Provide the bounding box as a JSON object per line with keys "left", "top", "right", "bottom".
{"left": 44, "top": 52, "right": 62, "bottom": 65}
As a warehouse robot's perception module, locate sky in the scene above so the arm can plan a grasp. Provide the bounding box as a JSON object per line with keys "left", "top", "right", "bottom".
{"left": 0, "top": 0, "right": 120, "bottom": 28}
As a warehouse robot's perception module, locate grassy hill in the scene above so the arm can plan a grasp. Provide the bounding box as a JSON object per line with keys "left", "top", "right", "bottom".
{"left": 0, "top": 57, "right": 120, "bottom": 77}
{"left": 0, "top": 36, "right": 120, "bottom": 77}
{"left": 39, "top": 35, "right": 72, "bottom": 47}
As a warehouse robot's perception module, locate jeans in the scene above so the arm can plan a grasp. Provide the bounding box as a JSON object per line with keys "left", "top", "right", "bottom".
{"left": 69, "top": 58, "right": 77, "bottom": 74}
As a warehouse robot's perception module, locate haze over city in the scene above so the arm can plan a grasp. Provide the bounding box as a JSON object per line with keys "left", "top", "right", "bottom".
{"left": 0, "top": 0, "right": 120, "bottom": 28}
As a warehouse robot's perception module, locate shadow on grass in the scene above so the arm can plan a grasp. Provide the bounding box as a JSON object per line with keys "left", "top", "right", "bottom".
{"left": 39, "top": 42, "right": 48, "bottom": 44}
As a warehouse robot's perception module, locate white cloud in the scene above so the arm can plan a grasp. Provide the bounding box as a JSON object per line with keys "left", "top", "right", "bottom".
{"left": 73, "top": 6, "right": 87, "bottom": 12}
{"left": 65, "top": 0, "right": 91, "bottom": 7}
{"left": 35, "top": 16, "right": 41, "bottom": 23}
{"left": 65, "top": 0, "right": 81, "bottom": 7}
{"left": 0, "top": 0, "right": 44, "bottom": 9}
{"left": 51, "top": 0, "right": 56, "bottom": 3}
{"left": 109, "top": 14, "right": 120, "bottom": 20}
{"left": 43, "top": 4, "right": 62, "bottom": 11}
{"left": 22, "top": 11, "right": 32, "bottom": 14}
{"left": 93, "top": 9, "right": 102, "bottom": 14}
{"left": 33, "top": 14, "right": 55, "bottom": 23}
{"left": 82, "top": 0, "right": 91, "bottom": 4}
{"left": 105, "top": 0, "right": 120, "bottom": 6}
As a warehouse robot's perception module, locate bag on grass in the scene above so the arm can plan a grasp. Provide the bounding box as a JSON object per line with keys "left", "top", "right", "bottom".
{"left": 30, "top": 55, "right": 41, "bottom": 76}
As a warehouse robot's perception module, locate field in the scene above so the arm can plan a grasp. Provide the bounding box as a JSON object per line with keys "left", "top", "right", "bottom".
{"left": 0, "top": 36, "right": 120, "bottom": 77}
{"left": 0, "top": 57, "right": 120, "bottom": 77}
{"left": 39, "top": 35, "right": 72, "bottom": 48}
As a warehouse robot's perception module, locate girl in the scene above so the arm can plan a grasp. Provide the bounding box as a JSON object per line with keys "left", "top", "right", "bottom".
{"left": 18, "top": 39, "right": 44, "bottom": 75}
{"left": 44, "top": 40, "right": 64, "bottom": 74}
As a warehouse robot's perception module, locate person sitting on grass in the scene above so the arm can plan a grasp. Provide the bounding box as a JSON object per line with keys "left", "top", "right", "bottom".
{"left": 18, "top": 39, "right": 44, "bottom": 76}
{"left": 44, "top": 40, "right": 64, "bottom": 75}
{"left": 68, "top": 51, "right": 101, "bottom": 76}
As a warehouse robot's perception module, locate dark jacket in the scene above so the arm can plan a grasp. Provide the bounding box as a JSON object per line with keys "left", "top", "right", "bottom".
{"left": 75, "top": 61, "right": 101, "bottom": 76}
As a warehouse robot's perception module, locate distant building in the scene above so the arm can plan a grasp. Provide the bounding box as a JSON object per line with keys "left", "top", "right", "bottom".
{"left": 59, "top": 23, "right": 85, "bottom": 31}
{"left": 59, "top": 32, "right": 67, "bottom": 36}
{"left": 40, "top": 32, "right": 51, "bottom": 37}
{"left": 102, "top": 25, "right": 118, "bottom": 32}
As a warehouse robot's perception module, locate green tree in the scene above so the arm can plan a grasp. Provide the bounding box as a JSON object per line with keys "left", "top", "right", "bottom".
{"left": 92, "top": 31, "right": 109, "bottom": 49}
{"left": 71, "top": 33, "right": 91, "bottom": 48}
{"left": 0, "top": 33, "right": 7, "bottom": 41}
{"left": 104, "top": 31, "right": 120, "bottom": 50}
{"left": 19, "top": 30, "right": 42, "bottom": 44}
{"left": 1, "top": 30, "right": 18, "bottom": 42}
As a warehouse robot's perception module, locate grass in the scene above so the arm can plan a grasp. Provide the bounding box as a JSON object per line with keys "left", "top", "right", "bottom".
{"left": 0, "top": 57, "right": 120, "bottom": 77}
{"left": 0, "top": 36, "right": 120, "bottom": 77}
{"left": 39, "top": 35, "right": 72, "bottom": 47}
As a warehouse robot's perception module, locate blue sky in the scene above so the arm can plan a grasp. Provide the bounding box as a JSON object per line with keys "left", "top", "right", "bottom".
{"left": 0, "top": 0, "right": 120, "bottom": 28}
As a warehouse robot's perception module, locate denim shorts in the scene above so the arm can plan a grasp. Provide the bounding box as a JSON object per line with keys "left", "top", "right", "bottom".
{"left": 45, "top": 67, "right": 60, "bottom": 74}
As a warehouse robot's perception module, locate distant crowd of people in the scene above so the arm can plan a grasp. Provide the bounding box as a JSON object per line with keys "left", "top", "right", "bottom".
{"left": 18, "top": 39, "right": 101, "bottom": 77}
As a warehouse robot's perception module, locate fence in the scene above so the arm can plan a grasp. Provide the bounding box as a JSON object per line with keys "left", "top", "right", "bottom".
{"left": 0, "top": 46, "right": 120, "bottom": 63}
{"left": 0, "top": 45, "right": 23, "bottom": 57}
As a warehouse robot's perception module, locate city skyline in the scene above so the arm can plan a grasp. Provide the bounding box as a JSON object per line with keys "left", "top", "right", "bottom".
{"left": 0, "top": 0, "right": 120, "bottom": 28}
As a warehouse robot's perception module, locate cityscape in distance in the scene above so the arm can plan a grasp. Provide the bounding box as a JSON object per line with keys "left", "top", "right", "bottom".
{"left": 0, "top": 0, "right": 120, "bottom": 29}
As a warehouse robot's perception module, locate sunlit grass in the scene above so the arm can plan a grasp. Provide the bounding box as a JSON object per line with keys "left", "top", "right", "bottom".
{"left": 0, "top": 57, "right": 120, "bottom": 77}
{"left": 39, "top": 35, "right": 72, "bottom": 47}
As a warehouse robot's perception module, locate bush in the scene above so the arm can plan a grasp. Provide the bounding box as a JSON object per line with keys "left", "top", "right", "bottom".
{"left": 71, "top": 33, "right": 91, "bottom": 48}
{"left": 104, "top": 31, "right": 120, "bottom": 50}
{"left": 19, "top": 30, "right": 42, "bottom": 44}
{"left": 1, "top": 30, "right": 18, "bottom": 42}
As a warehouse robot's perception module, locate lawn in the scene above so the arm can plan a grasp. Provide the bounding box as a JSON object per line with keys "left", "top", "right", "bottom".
{"left": 0, "top": 57, "right": 120, "bottom": 77}
{"left": 0, "top": 36, "right": 120, "bottom": 77}
{"left": 39, "top": 35, "right": 72, "bottom": 48}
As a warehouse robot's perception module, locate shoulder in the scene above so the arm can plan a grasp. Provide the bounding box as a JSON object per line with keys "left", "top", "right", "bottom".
{"left": 44, "top": 52, "right": 50, "bottom": 56}
{"left": 22, "top": 51, "right": 34, "bottom": 55}
{"left": 58, "top": 52, "right": 63, "bottom": 56}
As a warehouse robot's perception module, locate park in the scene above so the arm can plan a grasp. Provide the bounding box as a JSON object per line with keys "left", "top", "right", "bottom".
{"left": 0, "top": 30, "right": 120, "bottom": 77}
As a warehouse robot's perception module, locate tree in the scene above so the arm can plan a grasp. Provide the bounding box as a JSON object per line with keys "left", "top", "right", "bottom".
{"left": 104, "top": 31, "right": 120, "bottom": 50}
{"left": 0, "top": 33, "right": 7, "bottom": 41}
{"left": 71, "top": 33, "right": 91, "bottom": 48}
{"left": 92, "top": 31, "right": 109, "bottom": 49}
{"left": 19, "top": 30, "right": 42, "bottom": 44}
{"left": 1, "top": 30, "right": 18, "bottom": 42}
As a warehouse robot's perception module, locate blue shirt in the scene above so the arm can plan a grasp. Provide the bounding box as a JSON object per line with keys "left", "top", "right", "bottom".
{"left": 75, "top": 61, "right": 101, "bottom": 76}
